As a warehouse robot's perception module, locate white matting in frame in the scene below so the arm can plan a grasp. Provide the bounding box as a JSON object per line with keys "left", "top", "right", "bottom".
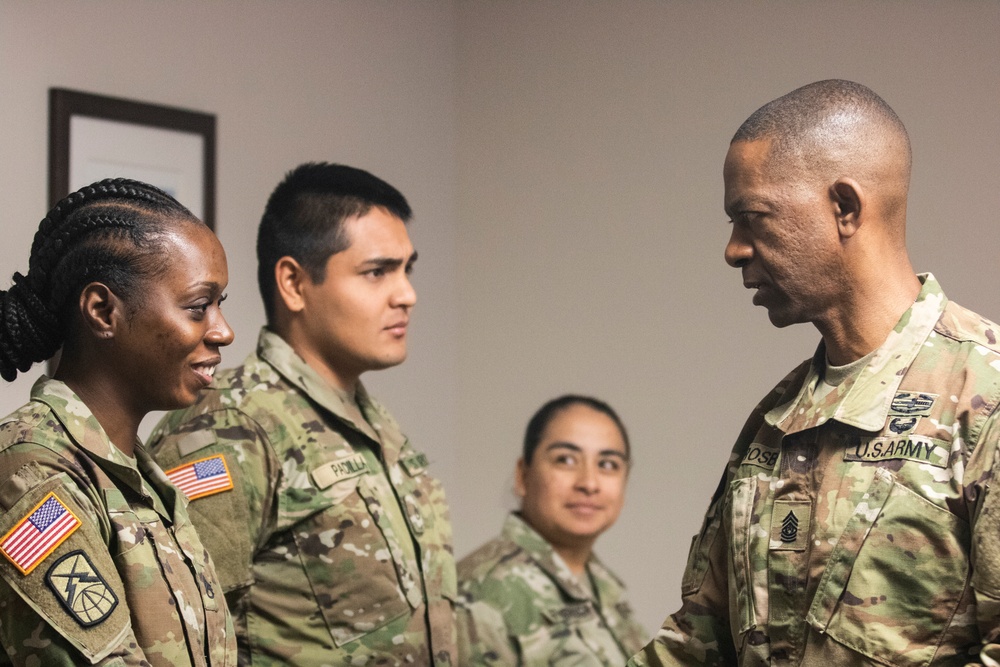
{"left": 69, "top": 116, "right": 206, "bottom": 220}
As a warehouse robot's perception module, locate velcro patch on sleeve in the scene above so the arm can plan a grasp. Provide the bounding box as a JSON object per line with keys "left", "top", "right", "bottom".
{"left": 1, "top": 492, "right": 82, "bottom": 575}
{"left": 45, "top": 550, "right": 119, "bottom": 627}
{"left": 165, "top": 455, "right": 234, "bottom": 501}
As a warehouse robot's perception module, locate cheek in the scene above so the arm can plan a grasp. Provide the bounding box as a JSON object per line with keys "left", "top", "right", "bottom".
{"left": 604, "top": 478, "right": 628, "bottom": 507}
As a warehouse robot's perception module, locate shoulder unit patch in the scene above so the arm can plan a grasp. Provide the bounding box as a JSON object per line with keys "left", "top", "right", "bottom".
{"left": 1, "top": 492, "right": 82, "bottom": 575}
{"left": 165, "top": 454, "right": 234, "bottom": 500}
{"left": 46, "top": 550, "right": 118, "bottom": 626}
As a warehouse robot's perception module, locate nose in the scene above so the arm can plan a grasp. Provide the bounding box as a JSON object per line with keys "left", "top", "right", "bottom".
{"left": 725, "top": 224, "right": 752, "bottom": 268}
{"left": 575, "top": 462, "right": 599, "bottom": 495}
{"left": 392, "top": 273, "right": 417, "bottom": 309}
{"left": 206, "top": 310, "right": 235, "bottom": 348}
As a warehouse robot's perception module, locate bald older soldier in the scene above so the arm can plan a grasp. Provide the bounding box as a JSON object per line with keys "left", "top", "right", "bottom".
{"left": 630, "top": 80, "right": 1000, "bottom": 666}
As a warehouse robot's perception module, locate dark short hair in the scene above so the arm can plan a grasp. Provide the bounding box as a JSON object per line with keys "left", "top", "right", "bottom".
{"left": 522, "top": 394, "right": 630, "bottom": 465}
{"left": 732, "top": 79, "right": 911, "bottom": 173}
{"left": 256, "top": 162, "right": 412, "bottom": 323}
{"left": 0, "top": 178, "right": 201, "bottom": 381}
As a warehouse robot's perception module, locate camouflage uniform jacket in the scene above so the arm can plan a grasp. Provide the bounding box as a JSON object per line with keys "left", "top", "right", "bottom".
{"left": 148, "top": 328, "right": 457, "bottom": 666}
{"left": 458, "top": 512, "right": 648, "bottom": 665}
{"left": 630, "top": 274, "right": 1000, "bottom": 667}
{"left": 0, "top": 377, "right": 236, "bottom": 667}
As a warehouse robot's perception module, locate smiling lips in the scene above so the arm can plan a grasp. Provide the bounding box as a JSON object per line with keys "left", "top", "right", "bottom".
{"left": 192, "top": 360, "right": 220, "bottom": 385}
{"left": 566, "top": 502, "right": 603, "bottom": 516}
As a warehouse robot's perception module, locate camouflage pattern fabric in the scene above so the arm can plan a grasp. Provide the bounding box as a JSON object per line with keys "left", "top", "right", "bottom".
{"left": 148, "top": 328, "right": 457, "bottom": 666}
{"left": 0, "top": 377, "right": 237, "bottom": 666}
{"left": 630, "top": 274, "right": 1000, "bottom": 666}
{"left": 458, "top": 512, "right": 648, "bottom": 665}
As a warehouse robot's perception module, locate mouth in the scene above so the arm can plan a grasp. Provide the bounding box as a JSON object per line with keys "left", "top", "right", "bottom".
{"left": 192, "top": 359, "right": 221, "bottom": 385}
{"left": 385, "top": 320, "right": 409, "bottom": 336}
{"left": 566, "top": 503, "right": 603, "bottom": 515}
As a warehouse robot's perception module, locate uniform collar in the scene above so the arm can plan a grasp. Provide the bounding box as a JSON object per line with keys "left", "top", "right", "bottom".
{"left": 765, "top": 273, "right": 947, "bottom": 434}
{"left": 256, "top": 328, "right": 405, "bottom": 460}
{"left": 503, "top": 512, "right": 598, "bottom": 602}
{"left": 30, "top": 377, "right": 175, "bottom": 520}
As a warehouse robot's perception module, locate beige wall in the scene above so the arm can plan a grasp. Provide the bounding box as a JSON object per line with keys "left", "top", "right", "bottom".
{"left": 2, "top": 0, "right": 999, "bottom": 635}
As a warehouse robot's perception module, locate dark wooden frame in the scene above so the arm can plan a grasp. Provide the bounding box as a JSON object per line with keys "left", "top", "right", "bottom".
{"left": 48, "top": 88, "right": 217, "bottom": 229}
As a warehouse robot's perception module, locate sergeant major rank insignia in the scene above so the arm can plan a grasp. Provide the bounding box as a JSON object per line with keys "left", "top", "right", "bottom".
{"left": 770, "top": 499, "right": 810, "bottom": 551}
{"left": 46, "top": 550, "right": 118, "bottom": 626}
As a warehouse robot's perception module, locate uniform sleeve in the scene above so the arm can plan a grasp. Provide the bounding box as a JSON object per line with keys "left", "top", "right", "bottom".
{"left": 970, "top": 413, "right": 1000, "bottom": 665}
{"left": 0, "top": 454, "right": 150, "bottom": 666}
{"left": 628, "top": 473, "right": 738, "bottom": 667}
{"left": 147, "top": 408, "right": 276, "bottom": 594}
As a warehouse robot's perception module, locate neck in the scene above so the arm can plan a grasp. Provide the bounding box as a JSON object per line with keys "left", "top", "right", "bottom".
{"left": 54, "top": 362, "right": 141, "bottom": 456}
{"left": 276, "top": 325, "right": 359, "bottom": 399}
{"left": 816, "top": 266, "right": 921, "bottom": 366}
{"left": 553, "top": 541, "right": 593, "bottom": 576}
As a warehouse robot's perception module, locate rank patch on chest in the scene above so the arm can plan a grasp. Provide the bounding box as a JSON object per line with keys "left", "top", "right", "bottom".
{"left": 1, "top": 492, "right": 82, "bottom": 575}
{"left": 769, "top": 500, "right": 811, "bottom": 551}
{"left": 889, "top": 392, "right": 937, "bottom": 416}
{"left": 400, "top": 451, "right": 429, "bottom": 476}
{"left": 46, "top": 550, "right": 118, "bottom": 626}
{"left": 165, "top": 455, "right": 234, "bottom": 500}
{"left": 311, "top": 453, "right": 369, "bottom": 489}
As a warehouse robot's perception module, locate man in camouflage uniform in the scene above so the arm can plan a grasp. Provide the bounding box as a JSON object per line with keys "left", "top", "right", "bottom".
{"left": 0, "top": 378, "right": 236, "bottom": 666}
{"left": 630, "top": 80, "right": 1000, "bottom": 666}
{"left": 459, "top": 513, "right": 648, "bottom": 665}
{"left": 149, "top": 163, "right": 457, "bottom": 666}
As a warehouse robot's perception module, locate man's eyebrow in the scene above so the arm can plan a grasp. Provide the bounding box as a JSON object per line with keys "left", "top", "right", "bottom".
{"left": 360, "top": 250, "right": 418, "bottom": 270}
{"left": 599, "top": 450, "right": 629, "bottom": 461}
{"left": 360, "top": 257, "right": 404, "bottom": 269}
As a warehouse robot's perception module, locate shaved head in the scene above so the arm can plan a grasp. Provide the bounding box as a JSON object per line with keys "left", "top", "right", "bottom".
{"left": 733, "top": 79, "right": 911, "bottom": 228}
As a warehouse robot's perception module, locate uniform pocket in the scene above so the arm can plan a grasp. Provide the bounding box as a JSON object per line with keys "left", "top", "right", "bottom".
{"left": 520, "top": 604, "right": 617, "bottom": 667}
{"left": 682, "top": 474, "right": 726, "bottom": 596}
{"left": 287, "top": 474, "right": 410, "bottom": 647}
{"left": 807, "top": 469, "right": 969, "bottom": 667}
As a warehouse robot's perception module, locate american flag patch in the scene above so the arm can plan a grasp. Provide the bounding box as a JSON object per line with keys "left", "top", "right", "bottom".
{"left": 165, "top": 455, "right": 233, "bottom": 501}
{"left": 1, "top": 492, "right": 82, "bottom": 575}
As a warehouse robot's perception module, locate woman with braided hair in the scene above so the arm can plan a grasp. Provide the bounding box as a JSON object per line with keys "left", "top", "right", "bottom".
{"left": 0, "top": 179, "right": 237, "bottom": 666}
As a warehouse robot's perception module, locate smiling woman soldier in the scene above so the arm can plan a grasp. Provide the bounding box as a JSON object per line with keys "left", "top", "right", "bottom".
{"left": 0, "top": 179, "right": 236, "bottom": 666}
{"left": 458, "top": 395, "right": 648, "bottom": 665}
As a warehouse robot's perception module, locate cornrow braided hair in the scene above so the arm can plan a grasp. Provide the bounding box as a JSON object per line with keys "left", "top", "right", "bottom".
{"left": 0, "top": 178, "right": 197, "bottom": 382}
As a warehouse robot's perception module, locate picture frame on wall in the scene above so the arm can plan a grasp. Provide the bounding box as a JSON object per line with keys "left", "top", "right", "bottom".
{"left": 48, "top": 88, "right": 216, "bottom": 229}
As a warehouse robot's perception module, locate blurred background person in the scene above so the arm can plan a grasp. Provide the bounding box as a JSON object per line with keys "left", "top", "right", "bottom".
{"left": 0, "top": 179, "right": 236, "bottom": 665}
{"left": 458, "top": 394, "right": 648, "bottom": 665}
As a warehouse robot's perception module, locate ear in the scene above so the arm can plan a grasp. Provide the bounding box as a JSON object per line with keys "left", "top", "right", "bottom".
{"left": 514, "top": 458, "right": 528, "bottom": 499}
{"left": 274, "top": 257, "right": 310, "bottom": 314}
{"left": 78, "top": 282, "right": 122, "bottom": 339}
{"left": 830, "top": 178, "right": 864, "bottom": 240}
